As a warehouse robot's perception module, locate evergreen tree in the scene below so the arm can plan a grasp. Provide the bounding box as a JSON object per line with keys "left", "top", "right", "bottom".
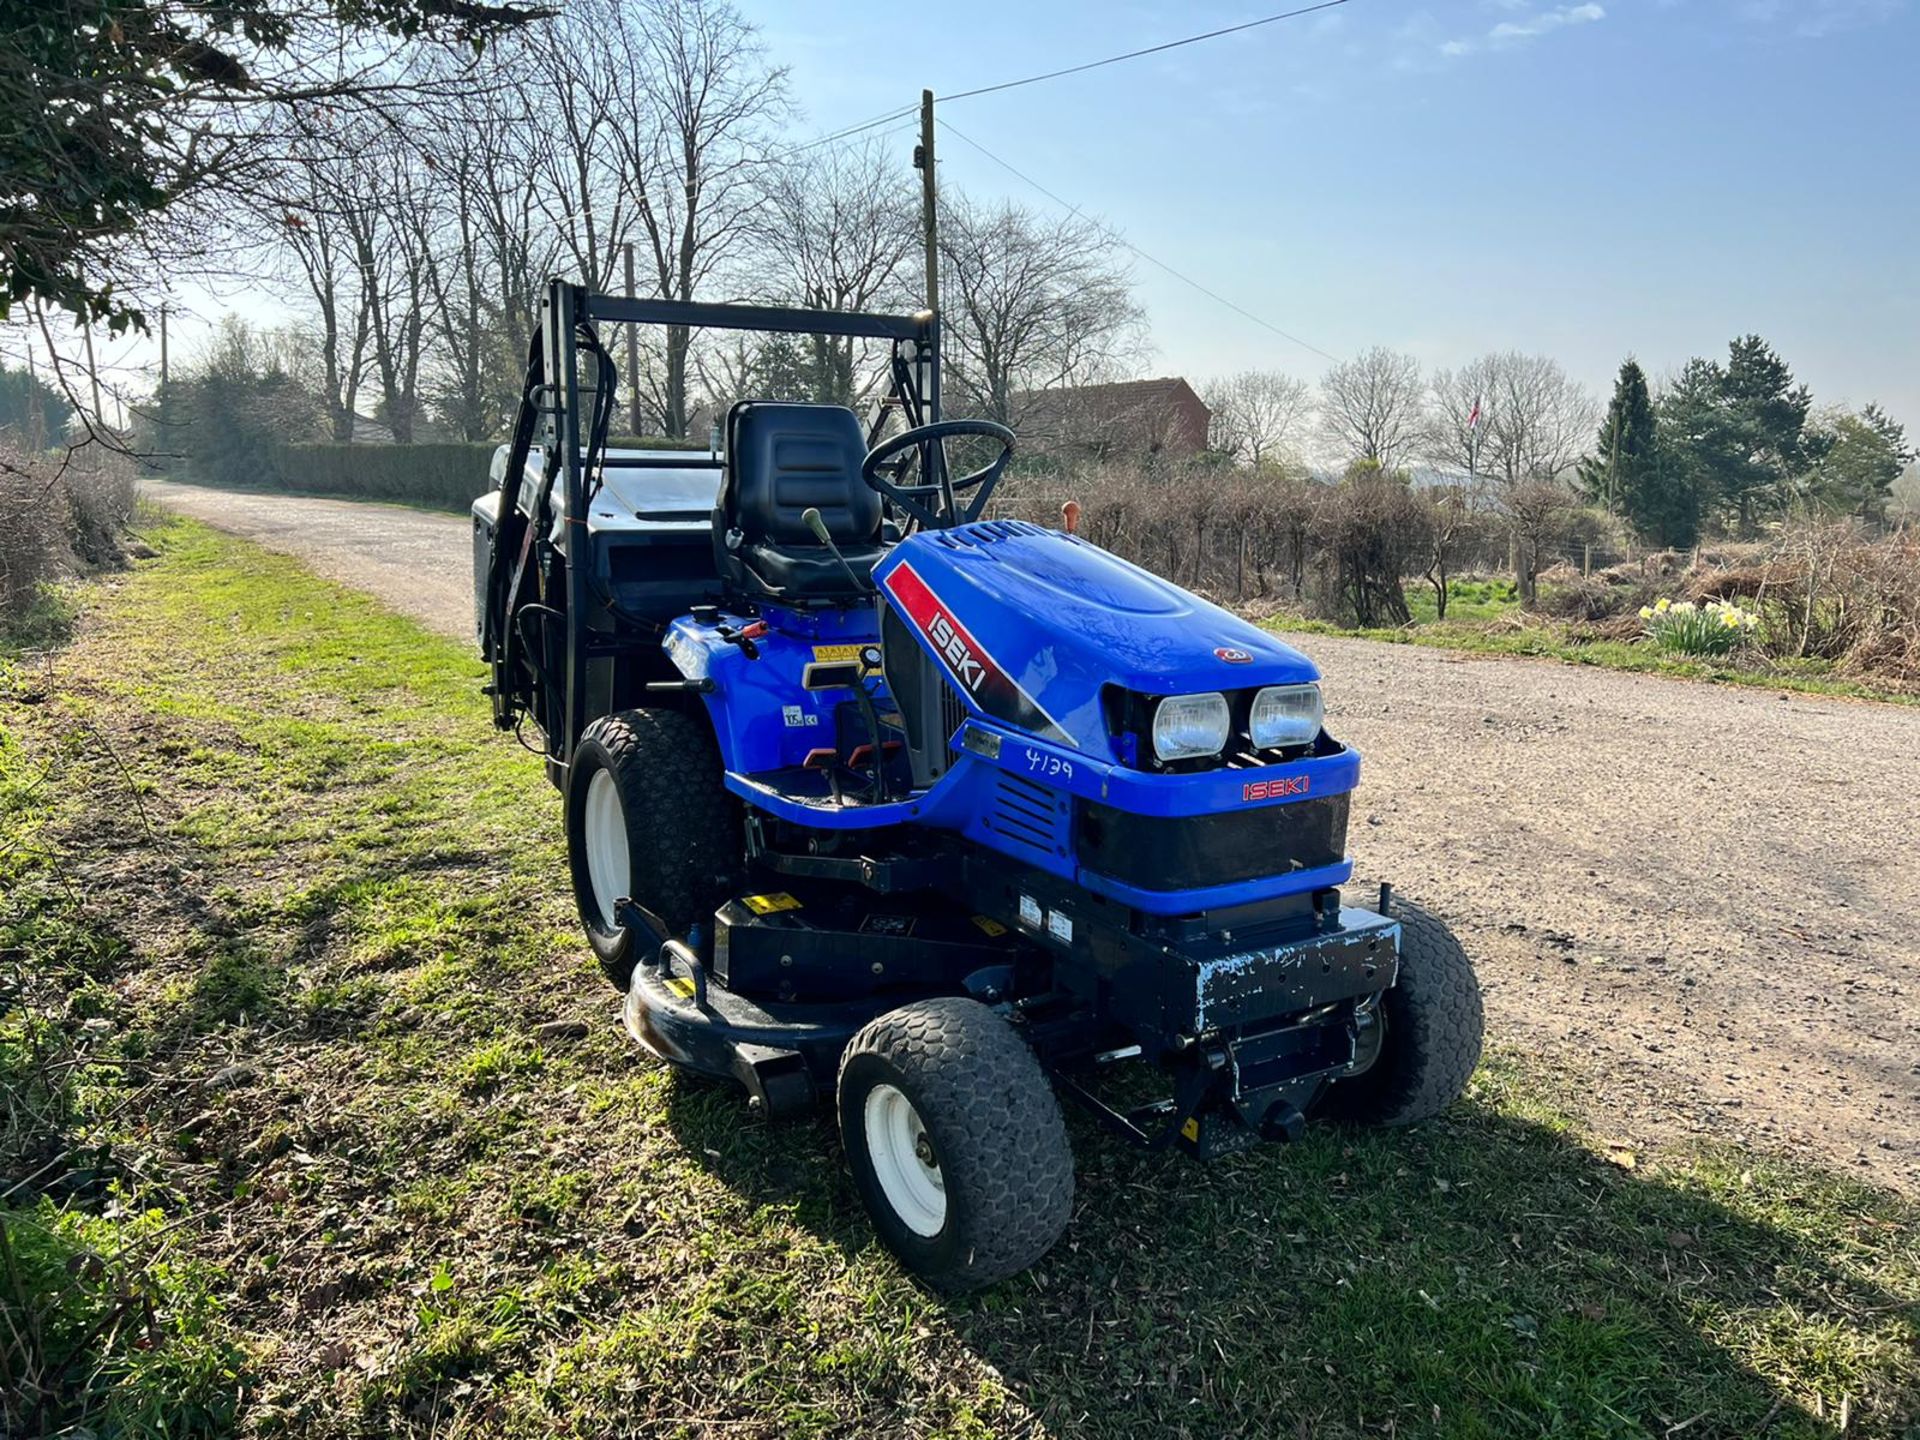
{"left": 1718, "top": 334, "right": 1819, "bottom": 532}
{"left": 1578, "top": 358, "right": 1695, "bottom": 543}
{"left": 0, "top": 364, "right": 73, "bottom": 445}
{"left": 1656, "top": 336, "right": 1822, "bottom": 536}
{"left": 1808, "top": 403, "right": 1914, "bottom": 521}
{"left": 749, "top": 334, "right": 814, "bottom": 402}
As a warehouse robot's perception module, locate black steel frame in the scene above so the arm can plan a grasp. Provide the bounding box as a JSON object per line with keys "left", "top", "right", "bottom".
{"left": 491, "top": 279, "right": 943, "bottom": 775}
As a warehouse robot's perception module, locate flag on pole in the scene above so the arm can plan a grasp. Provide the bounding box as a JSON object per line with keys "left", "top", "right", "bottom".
{"left": 1466, "top": 396, "right": 1483, "bottom": 429}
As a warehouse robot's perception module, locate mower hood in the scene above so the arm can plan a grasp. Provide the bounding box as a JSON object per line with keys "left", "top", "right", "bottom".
{"left": 874, "top": 520, "right": 1319, "bottom": 753}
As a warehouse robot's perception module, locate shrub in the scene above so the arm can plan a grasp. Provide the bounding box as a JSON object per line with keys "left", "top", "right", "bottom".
{"left": 62, "top": 449, "right": 137, "bottom": 567}
{"left": 0, "top": 444, "right": 137, "bottom": 640}
{"left": 1639, "top": 596, "right": 1758, "bottom": 656}
{"left": 0, "top": 461, "right": 68, "bottom": 625}
{"left": 1309, "top": 462, "right": 1431, "bottom": 627}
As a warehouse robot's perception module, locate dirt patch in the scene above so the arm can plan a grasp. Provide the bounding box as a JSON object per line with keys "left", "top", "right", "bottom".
{"left": 1320, "top": 636, "right": 1920, "bottom": 1194}
{"left": 144, "top": 484, "right": 1920, "bottom": 1194}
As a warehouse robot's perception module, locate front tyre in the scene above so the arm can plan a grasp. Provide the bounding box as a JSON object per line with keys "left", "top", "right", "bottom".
{"left": 837, "top": 998, "right": 1073, "bottom": 1292}
{"left": 1318, "top": 898, "right": 1483, "bottom": 1127}
{"left": 565, "top": 708, "right": 739, "bottom": 991}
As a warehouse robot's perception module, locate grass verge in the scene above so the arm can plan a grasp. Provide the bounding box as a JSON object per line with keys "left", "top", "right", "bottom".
{"left": 2, "top": 520, "right": 1915, "bottom": 1438}
{"left": 1271, "top": 613, "right": 1918, "bottom": 706}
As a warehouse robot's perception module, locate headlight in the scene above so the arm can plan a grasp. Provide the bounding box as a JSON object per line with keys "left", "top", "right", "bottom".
{"left": 1249, "top": 684, "right": 1323, "bottom": 749}
{"left": 1151, "top": 692, "right": 1230, "bottom": 762}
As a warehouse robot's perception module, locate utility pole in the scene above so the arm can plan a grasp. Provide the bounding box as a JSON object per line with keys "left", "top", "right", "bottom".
{"left": 916, "top": 90, "right": 939, "bottom": 315}
{"left": 24, "top": 337, "right": 44, "bottom": 450}
{"left": 81, "top": 322, "right": 104, "bottom": 430}
{"left": 1606, "top": 405, "right": 1621, "bottom": 514}
{"left": 623, "top": 242, "right": 640, "bottom": 437}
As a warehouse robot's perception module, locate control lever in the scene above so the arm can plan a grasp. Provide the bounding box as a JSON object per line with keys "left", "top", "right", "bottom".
{"left": 802, "top": 507, "right": 872, "bottom": 595}
{"left": 716, "top": 620, "right": 762, "bottom": 659}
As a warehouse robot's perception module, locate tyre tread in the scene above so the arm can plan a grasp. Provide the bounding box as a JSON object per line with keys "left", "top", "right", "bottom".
{"left": 839, "top": 997, "right": 1073, "bottom": 1290}
{"left": 1321, "top": 899, "right": 1483, "bottom": 1127}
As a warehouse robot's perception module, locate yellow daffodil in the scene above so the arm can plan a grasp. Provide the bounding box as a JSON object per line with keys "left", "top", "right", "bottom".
{"left": 1654, "top": 597, "right": 1671, "bottom": 613}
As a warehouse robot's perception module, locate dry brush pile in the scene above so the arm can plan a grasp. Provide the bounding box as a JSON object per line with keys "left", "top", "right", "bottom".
{"left": 995, "top": 461, "right": 1505, "bottom": 626}
{"left": 0, "top": 443, "right": 139, "bottom": 640}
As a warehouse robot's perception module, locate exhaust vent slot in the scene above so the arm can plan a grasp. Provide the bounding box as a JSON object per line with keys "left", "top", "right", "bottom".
{"left": 985, "top": 771, "right": 1066, "bottom": 858}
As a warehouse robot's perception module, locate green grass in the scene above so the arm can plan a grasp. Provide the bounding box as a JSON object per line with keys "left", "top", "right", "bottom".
{"left": 0, "top": 583, "right": 78, "bottom": 651}
{"left": 1403, "top": 577, "right": 1522, "bottom": 625}
{"left": 2, "top": 521, "right": 1916, "bottom": 1438}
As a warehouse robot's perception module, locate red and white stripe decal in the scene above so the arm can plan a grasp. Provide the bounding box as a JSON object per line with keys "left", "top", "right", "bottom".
{"left": 885, "top": 561, "right": 1072, "bottom": 745}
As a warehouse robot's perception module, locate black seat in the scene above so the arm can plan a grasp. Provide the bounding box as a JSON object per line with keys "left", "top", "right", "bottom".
{"left": 716, "top": 401, "right": 886, "bottom": 602}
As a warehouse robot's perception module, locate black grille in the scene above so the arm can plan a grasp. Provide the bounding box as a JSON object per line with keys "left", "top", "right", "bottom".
{"left": 1076, "top": 793, "right": 1349, "bottom": 892}
{"left": 939, "top": 676, "right": 969, "bottom": 752}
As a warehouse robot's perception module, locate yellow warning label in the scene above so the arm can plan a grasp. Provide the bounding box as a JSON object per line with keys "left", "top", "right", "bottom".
{"left": 742, "top": 892, "right": 802, "bottom": 915}
{"left": 665, "top": 975, "right": 696, "bottom": 999}
{"left": 811, "top": 643, "right": 863, "bottom": 663}
{"left": 971, "top": 915, "right": 1009, "bottom": 937}
{"left": 1180, "top": 1117, "right": 1201, "bottom": 1143}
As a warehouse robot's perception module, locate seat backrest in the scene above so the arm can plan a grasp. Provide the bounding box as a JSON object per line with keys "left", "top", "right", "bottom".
{"left": 723, "top": 402, "right": 878, "bottom": 545}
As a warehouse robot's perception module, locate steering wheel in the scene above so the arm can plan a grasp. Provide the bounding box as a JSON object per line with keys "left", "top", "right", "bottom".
{"left": 861, "top": 419, "right": 1016, "bottom": 528}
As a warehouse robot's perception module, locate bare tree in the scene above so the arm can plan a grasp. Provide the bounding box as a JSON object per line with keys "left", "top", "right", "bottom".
{"left": 600, "top": 0, "right": 790, "bottom": 437}
{"left": 266, "top": 118, "right": 376, "bottom": 442}
{"left": 1505, "top": 477, "right": 1579, "bottom": 607}
{"left": 1419, "top": 483, "right": 1495, "bottom": 619}
{"left": 1426, "top": 354, "right": 1502, "bottom": 480}
{"left": 1474, "top": 351, "right": 1597, "bottom": 489}
{"left": 414, "top": 65, "right": 561, "bottom": 440}
{"left": 520, "top": 11, "right": 634, "bottom": 295}
{"left": 1203, "top": 369, "right": 1312, "bottom": 468}
{"left": 755, "top": 139, "right": 917, "bottom": 406}
{"left": 938, "top": 194, "right": 1143, "bottom": 427}
{"left": 1319, "top": 347, "right": 1425, "bottom": 475}
{"left": 345, "top": 137, "right": 437, "bottom": 443}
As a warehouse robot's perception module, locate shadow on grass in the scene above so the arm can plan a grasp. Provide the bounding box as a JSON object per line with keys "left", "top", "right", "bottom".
{"left": 665, "top": 1062, "right": 1917, "bottom": 1439}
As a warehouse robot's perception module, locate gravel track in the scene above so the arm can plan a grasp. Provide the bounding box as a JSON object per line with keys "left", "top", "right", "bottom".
{"left": 146, "top": 479, "right": 1920, "bottom": 1191}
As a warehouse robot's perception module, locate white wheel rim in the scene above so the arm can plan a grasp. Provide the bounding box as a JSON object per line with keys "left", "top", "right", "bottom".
{"left": 863, "top": 1083, "right": 946, "bottom": 1237}
{"left": 583, "top": 768, "right": 630, "bottom": 931}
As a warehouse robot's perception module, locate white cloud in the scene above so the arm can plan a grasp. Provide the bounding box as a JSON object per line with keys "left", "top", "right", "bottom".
{"left": 1439, "top": 2, "right": 1605, "bottom": 57}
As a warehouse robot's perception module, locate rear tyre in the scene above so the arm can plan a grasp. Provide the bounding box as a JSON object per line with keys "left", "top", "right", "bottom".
{"left": 837, "top": 998, "right": 1073, "bottom": 1292}
{"left": 565, "top": 708, "right": 739, "bottom": 991}
{"left": 1318, "top": 898, "right": 1483, "bottom": 1127}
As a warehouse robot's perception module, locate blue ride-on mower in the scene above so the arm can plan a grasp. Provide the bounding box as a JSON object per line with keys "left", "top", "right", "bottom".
{"left": 475, "top": 281, "right": 1484, "bottom": 1290}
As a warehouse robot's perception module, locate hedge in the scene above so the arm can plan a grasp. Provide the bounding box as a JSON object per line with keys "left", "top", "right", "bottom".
{"left": 184, "top": 435, "right": 708, "bottom": 513}
{"left": 270, "top": 442, "right": 497, "bottom": 511}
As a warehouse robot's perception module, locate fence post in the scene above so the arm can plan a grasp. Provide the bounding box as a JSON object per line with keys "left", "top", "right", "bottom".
{"left": 1582, "top": 541, "right": 1591, "bottom": 576}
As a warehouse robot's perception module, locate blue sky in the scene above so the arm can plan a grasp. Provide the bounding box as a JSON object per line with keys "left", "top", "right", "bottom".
{"left": 764, "top": 0, "right": 1919, "bottom": 425}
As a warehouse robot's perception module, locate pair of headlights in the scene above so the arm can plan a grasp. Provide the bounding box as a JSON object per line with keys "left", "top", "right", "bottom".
{"left": 1152, "top": 684, "right": 1323, "bottom": 762}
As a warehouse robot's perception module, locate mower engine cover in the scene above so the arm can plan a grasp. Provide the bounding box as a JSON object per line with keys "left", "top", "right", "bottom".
{"left": 872, "top": 519, "right": 1359, "bottom": 915}
{"left": 873, "top": 519, "right": 1320, "bottom": 754}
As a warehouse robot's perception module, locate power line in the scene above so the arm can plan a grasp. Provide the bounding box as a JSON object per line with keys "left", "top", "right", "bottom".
{"left": 935, "top": 118, "right": 1340, "bottom": 365}
{"left": 769, "top": 104, "right": 917, "bottom": 163}
{"left": 942, "top": 0, "right": 1351, "bottom": 103}
{"left": 772, "top": 0, "right": 1352, "bottom": 164}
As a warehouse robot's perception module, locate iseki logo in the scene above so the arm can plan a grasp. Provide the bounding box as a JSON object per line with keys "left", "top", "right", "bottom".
{"left": 927, "top": 611, "right": 987, "bottom": 692}
{"left": 1242, "top": 775, "right": 1310, "bottom": 802}
{"left": 1214, "top": 646, "right": 1253, "bottom": 664}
